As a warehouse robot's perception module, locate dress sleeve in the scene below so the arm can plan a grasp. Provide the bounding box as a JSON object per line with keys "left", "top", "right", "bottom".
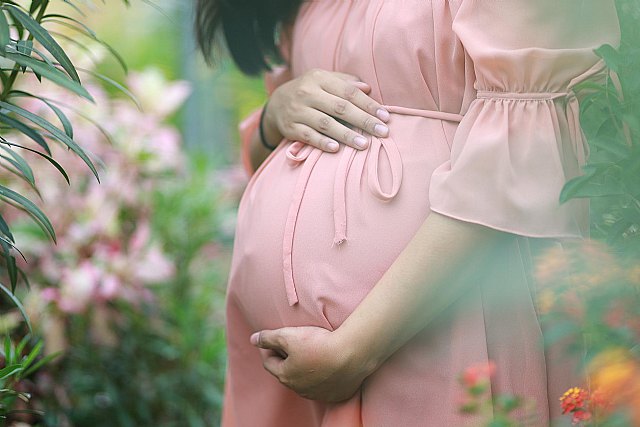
{"left": 429, "top": 0, "right": 621, "bottom": 238}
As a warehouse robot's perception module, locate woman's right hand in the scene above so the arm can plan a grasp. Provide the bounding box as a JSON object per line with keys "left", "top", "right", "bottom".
{"left": 262, "top": 68, "right": 390, "bottom": 152}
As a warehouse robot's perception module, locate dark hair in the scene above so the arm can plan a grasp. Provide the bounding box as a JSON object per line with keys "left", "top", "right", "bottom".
{"left": 195, "top": 0, "right": 302, "bottom": 76}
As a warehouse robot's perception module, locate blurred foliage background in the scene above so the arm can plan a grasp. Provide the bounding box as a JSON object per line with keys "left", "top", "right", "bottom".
{"left": 0, "top": 1, "right": 266, "bottom": 425}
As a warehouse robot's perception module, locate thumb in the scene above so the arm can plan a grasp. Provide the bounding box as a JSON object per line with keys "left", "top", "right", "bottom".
{"left": 262, "top": 351, "right": 286, "bottom": 379}
{"left": 250, "top": 329, "right": 289, "bottom": 355}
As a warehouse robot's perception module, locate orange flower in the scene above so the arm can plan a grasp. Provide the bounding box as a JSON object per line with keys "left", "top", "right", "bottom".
{"left": 589, "top": 349, "right": 636, "bottom": 396}
{"left": 589, "top": 388, "right": 611, "bottom": 413}
{"left": 560, "top": 387, "right": 592, "bottom": 425}
{"left": 560, "top": 387, "right": 589, "bottom": 414}
{"left": 588, "top": 349, "right": 640, "bottom": 425}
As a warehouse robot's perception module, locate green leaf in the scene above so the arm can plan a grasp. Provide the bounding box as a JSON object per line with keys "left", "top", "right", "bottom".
{"left": 41, "top": 18, "right": 129, "bottom": 74}
{"left": 61, "top": 0, "right": 86, "bottom": 17}
{"left": 79, "top": 68, "right": 140, "bottom": 109}
{"left": 3, "top": 335, "right": 11, "bottom": 362}
{"left": 41, "top": 14, "right": 97, "bottom": 38}
{"left": 18, "top": 268, "right": 31, "bottom": 292}
{"left": 561, "top": 173, "right": 626, "bottom": 202}
{"left": 0, "top": 213, "right": 14, "bottom": 242}
{"left": 9, "top": 90, "right": 73, "bottom": 138}
{"left": 0, "top": 145, "right": 35, "bottom": 185}
{"left": 16, "top": 39, "right": 33, "bottom": 56}
{"left": 0, "top": 140, "right": 69, "bottom": 184}
{"left": 23, "top": 350, "right": 59, "bottom": 377}
{"left": 0, "top": 364, "right": 23, "bottom": 380}
{"left": 0, "top": 11, "right": 10, "bottom": 50}
{"left": 140, "top": 0, "right": 173, "bottom": 23}
{"left": 590, "top": 136, "right": 631, "bottom": 159}
{"left": 22, "top": 94, "right": 115, "bottom": 146}
{"left": 20, "top": 340, "right": 42, "bottom": 371}
{"left": 595, "top": 44, "right": 623, "bottom": 74}
{"left": 5, "top": 4, "right": 81, "bottom": 82}
{"left": 0, "top": 283, "right": 32, "bottom": 334}
{"left": 15, "top": 334, "right": 29, "bottom": 358}
{"left": 28, "top": 43, "right": 58, "bottom": 70}
{"left": 29, "top": 0, "right": 43, "bottom": 15}
{"left": 574, "top": 80, "right": 620, "bottom": 99}
{"left": 495, "top": 395, "right": 522, "bottom": 413}
{"left": 0, "top": 184, "right": 55, "bottom": 242}
{"left": 0, "top": 240, "right": 18, "bottom": 291}
{"left": 0, "top": 234, "right": 27, "bottom": 263}
{"left": 0, "top": 101, "right": 99, "bottom": 181}
{"left": 2, "top": 52, "right": 93, "bottom": 101}
{"left": 0, "top": 112, "right": 50, "bottom": 154}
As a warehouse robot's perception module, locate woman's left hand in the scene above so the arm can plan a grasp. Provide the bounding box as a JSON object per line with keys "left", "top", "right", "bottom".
{"left": 250, "top": 326, "right": 376, "bottom": 402}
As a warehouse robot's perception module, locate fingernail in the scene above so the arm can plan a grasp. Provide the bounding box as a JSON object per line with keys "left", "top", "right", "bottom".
{"left": 374, "top": 124, "right": 389, "bottom": 137}
{"left": 376, "top": 108, "right": 390, "bottom": 122}
{"left": 328, "top": 141, "right": 339, "bottom": 151}
{"left": 354, "top": 136, "right": 368, "bottom": 149}
{"left": 250, "top": 332, "right": 260, "bottom": 346}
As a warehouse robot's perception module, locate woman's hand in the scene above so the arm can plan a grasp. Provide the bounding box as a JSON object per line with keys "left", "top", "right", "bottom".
{"left": 250, "top": 326, "right": 377, "bottom": 402}
{"left": 262, "top": 68, "right": 390, "bottom": 152}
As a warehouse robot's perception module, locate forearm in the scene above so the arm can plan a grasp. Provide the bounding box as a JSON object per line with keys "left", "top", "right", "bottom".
{"left": 246, "top": 104, "right": 284, "bottom": 172}
{"left": 335, "top": 212, "right": 502, "bottom": 373}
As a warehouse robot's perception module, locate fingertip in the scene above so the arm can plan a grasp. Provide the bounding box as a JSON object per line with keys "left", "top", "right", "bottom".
{"left": 376, "top": 108, "right": 390, "bottom": 122}
{"left": 250, "top": 332, "right": 260, "bottom": 346}
{"left": 353, "top": 81, "right": 371, "bottom": 93}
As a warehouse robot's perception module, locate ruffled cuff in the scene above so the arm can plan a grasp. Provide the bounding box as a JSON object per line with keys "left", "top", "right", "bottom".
{"left": 429, "top": 90, "right": 589, "bottom": 239}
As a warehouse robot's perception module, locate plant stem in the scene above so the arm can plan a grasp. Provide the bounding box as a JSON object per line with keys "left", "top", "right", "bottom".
{"left": 0, "top": 0, "right": 50, "bottom": 101}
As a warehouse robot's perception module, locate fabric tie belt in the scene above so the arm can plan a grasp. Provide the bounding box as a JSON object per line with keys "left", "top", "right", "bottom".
{"left": 281, "top": 105, "right": 464, "bottom": 306}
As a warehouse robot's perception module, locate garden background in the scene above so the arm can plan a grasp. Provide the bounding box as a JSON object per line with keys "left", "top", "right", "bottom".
{"left": 0, "top": 1, "right": 263, "bottom": 425}
{"left": 0, "top": 1, "right": 638, "bottom": 426}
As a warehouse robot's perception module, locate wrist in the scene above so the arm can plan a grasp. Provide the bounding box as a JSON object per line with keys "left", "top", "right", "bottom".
{"left": 332, "top": 324, "right": 383, "bottom": 378}
{"left": 259, "top": 102, "right": 278, "bottom": 150}
{"left": 259, "top": 102, "right": 282, "bottom": 150}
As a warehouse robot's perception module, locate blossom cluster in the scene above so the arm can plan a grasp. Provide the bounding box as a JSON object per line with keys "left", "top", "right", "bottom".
{"left": 0, "top": 49, "right": 191, "bottom": 352}
{"left": 560, "top": 387, "right": 594, "bottom": 425}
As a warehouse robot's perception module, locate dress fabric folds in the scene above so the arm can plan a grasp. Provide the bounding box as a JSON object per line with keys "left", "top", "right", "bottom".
{"left": 224, "top": 1, "right": 621, "bottom": 426}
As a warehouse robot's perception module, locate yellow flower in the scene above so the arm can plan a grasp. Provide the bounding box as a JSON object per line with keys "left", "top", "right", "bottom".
{"left": 537, "top": 288, "right": 556, "bottom": 315}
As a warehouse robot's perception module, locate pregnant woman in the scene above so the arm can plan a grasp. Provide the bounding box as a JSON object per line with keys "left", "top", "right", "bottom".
{"left": 196, "top": 1, "right": 620, "bottom": 425}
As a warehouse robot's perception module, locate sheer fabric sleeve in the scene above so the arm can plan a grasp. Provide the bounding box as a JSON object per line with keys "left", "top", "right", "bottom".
{"left": 429, "top": 0, "right": 620, "bottom": 238}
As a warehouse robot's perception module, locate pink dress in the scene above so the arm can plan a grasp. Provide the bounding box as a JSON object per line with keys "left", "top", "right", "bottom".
{"left": 223, "top": 1, "right": 620, "bottom": 426}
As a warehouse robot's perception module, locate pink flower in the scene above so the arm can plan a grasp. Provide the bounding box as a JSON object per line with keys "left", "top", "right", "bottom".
{"left": 57, "top": 262, "right": 101, "bottom": 314}
{"left": 133, "top": 245, "right": 175, "bottom": 284}
{"left": 460, "top": 361, "right": 496, "bottom": 389}
{"left": 126, "top": 68, "right": 191, "bottom": 118}
{"left": 40, "top": 288, "right": 59, "bottom": 303}
{"left": 97, "top": 275, "right": 122, "bottom": 301}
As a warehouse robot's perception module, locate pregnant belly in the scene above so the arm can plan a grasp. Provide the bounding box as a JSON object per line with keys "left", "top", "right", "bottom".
{"left": 227, "top": 115, "right": 453, "bottom": 332}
